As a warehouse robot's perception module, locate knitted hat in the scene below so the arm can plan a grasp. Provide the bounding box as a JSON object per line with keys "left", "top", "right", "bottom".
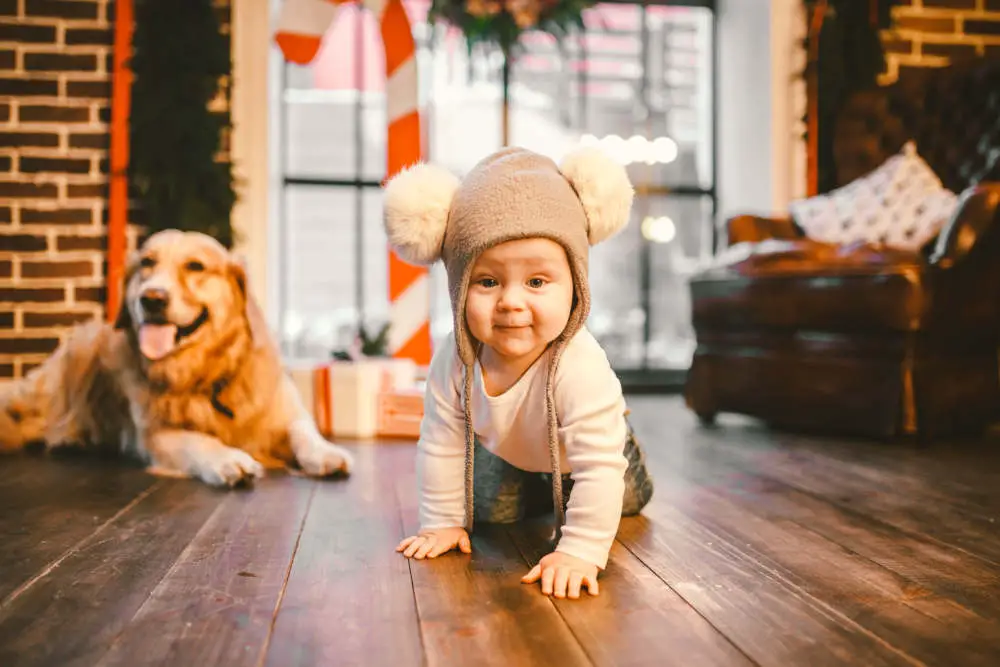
{"left": 383, "top": 146, "right": 633, "bottom": 532}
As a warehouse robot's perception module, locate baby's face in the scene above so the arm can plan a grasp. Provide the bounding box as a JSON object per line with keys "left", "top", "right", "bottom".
{"left": 465, "top": 237, "right": 574, "bottom": 365}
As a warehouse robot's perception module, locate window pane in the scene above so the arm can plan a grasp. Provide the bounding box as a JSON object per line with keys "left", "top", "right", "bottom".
{"left": 281, "top": 186, "right": 358, "bottom": 358}
{"left": 644, "top": 194, "right": 713, "bottom": 370}
{"left": 283, "top": 6, "right": 383, "bottom": 179}
{"left": 588, "top": 203, "right": 645, "bottom": 369}
{"left": 507, "top": 3, "right": 714, "bottom": 190}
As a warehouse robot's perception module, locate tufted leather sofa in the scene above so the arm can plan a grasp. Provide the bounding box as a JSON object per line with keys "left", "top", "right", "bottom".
{"left": 685, "top": 60, "right": 1000, "bottom": 439}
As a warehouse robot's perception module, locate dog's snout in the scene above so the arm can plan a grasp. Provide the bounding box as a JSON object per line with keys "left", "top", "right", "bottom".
{"left": 139, "top": 287, "right": 170, "bottom": 314}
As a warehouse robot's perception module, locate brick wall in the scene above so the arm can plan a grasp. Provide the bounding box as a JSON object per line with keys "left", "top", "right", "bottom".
{"left": 881, "top": 0, "right": 1000, "bottom": 84}
{"left": 0, "top": 0, "right": 117, "bottom": 380}
{"left": 0, "top": 0, "right": 231, "bottom": 382}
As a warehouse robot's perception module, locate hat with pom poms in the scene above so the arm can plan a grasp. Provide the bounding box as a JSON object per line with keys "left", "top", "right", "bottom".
{"left": 383, "top": 146, "right": 633, "bottom": 533}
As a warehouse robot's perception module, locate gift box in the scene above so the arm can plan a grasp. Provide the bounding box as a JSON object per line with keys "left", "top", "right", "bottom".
{"left": 376, "top": 388, "right": 424, "bottom": 439}
{"left": 291, "top": 357, "right": 419, "bottom": 439}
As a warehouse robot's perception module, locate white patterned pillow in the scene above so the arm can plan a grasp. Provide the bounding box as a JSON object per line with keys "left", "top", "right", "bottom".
{"left": 789, "top": 142, "right": 958, "bottom": 251}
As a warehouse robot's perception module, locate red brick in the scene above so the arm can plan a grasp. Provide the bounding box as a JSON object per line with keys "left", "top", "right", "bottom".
{"left": 21, "top": 208, "right": 94, "bottom": 225}
{"left": 0, "top": 234, "right": 48, "bottom": 252}
{"left": 66, "top": 183, "right": 107, "bottom": 198}
{"left": 895, "top": 16, "right": 957, "bottom": 32}
{"left": 921, "top": 42, "right": 979, "bottom": 60}
{"left": 19, "top": 104, "right": 92, "bottom": 124}
{"left": 20, "top": 157, "right": 92, "bottom": 175}
{"left": 0, "top": 181, "right": 60, "bottom": 198}
{"left": 0, "top": 23, "right": 57, "bottom": 43}
{"left": 69, "top": 133, "right": 110, "bottom": 150}
{"left": 24, "top": 52, "right": 98, "bottom": 73}
{"left": 0, "top": 337, "right": 61, "bottom": 355}
{"left": 0, "top": 132, "right": 59, "bottom": 148}
{"left": 23, "top": 311, "right": 95, "bottom": 327}
{"left": 66, "top": 80, "right": 110, "bottom": 99}
{"left": 0, "top": 78, "right": 60, "bottom": 97}
{"left": 65, "top": 27, "right": 114, "bottom": 46}
{"left": 0, "top": 287, "right": 66, "bottom": 303}
{"left": 74, "top": 286, "right": 106, "bottom": 303}
{"left": 923, "top": 0, "right": 975, "bottom": 7}
{"left": 25, "top": 0, "right": 99, "bottom": 19}
{"left": 56, "top": 234, "right": 105, "bottom": 252}
{"left": 964, "top": 19, "right": 1000, "bottom": 36}
{"left": 20, "top": 260, "right": 95, "bottom": 279}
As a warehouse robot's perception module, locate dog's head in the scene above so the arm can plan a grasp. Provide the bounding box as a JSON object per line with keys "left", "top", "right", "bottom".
{"left": 115, "top": 230, "right": 262, "bottom": 366}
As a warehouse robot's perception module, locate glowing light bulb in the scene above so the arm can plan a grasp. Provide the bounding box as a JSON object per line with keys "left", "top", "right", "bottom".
{"left": 641, "top": 216, "right": 676, "bottom": 244}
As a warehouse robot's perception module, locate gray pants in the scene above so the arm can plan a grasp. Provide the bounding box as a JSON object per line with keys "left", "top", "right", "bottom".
{"left": 473, "top": 418, "right": 654, "bottom": 524}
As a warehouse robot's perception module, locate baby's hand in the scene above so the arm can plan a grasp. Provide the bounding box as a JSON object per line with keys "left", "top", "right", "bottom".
{"left": 396, "top": 527, "right": 471, "bottom": 559}
{"left": 521, "top": 551, "right": 599, "bottom": 599}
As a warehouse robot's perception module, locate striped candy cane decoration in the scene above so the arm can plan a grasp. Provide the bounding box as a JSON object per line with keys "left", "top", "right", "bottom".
{"left": 275, "top": 0, "right": 432, "bottom": 366}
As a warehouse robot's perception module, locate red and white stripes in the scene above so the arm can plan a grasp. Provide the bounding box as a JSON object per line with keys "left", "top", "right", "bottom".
{"left": 274, "top": 0, "right": 432, "bottom": 366}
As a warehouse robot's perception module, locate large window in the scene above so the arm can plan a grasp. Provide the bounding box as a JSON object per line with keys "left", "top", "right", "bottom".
{"left": 274, "top": 0, "right": 716, "bottom": 385}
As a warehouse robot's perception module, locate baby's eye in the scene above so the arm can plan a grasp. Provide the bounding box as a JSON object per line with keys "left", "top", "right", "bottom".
{"left": 527, "top": 277, "right": 546, "bottom": 289}
{"left": 477, "top": 278, "right": 498, "bottom": 288}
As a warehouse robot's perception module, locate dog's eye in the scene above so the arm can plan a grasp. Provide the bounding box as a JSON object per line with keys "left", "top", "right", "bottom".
{"left": 139, "top": 256, "right": 155, "bottom": 269}
{"left": 185, "top": 260, "right": 205, "bottom": 273}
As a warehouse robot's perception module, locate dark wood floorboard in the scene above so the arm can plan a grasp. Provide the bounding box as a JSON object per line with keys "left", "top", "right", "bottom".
{"left": 398, "top": 502, "right": 591, "bottom": 666}
{"left": 0, "top": 478, "right": 223, "bottom": 667}
{"left": 95, "top": 474, "right": 315, "bottom": 667}
{"left": 0, "top": 456, "right": 156, "bottom": 604}
{"left": 261, "top": 443, "right": 424, "bottom": 667}
{"left": 2, "top": 397, "right": 999, "bottom": 666}
{"left": 509, "top": 518, "right": 755, "bottom": 667}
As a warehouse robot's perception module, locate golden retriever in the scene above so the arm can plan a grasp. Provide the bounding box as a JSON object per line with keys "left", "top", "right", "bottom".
{"left": 0, "top": 229, "right": 353, "bottom": 486}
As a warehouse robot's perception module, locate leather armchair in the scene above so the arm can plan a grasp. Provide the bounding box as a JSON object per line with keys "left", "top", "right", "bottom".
{"left": 685, "top": 60, "right": 1000, "bottom": 439}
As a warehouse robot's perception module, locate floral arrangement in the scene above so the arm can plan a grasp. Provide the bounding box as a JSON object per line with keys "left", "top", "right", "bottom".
{"left": 429, "top": 0, "right": 594, "bottom": 55}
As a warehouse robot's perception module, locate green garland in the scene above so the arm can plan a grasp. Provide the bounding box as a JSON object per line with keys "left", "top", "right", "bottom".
{"left": 428, "top": 0, "right": 594, "bottom": 57}
{"left": 129, "top": 0, "right": 236, "bottom": 248}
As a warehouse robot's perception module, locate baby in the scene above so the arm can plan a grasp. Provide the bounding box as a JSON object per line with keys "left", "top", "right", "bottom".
{"left": 383, "top": 146, "right": 653, "bottom": 599}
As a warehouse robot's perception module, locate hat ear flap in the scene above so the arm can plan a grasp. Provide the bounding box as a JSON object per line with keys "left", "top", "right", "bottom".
{"left": 383, "top": 163, "right": 460, "bottom": 266}
{"left": 559, "top": 147, "right": 634, "bottom": 246}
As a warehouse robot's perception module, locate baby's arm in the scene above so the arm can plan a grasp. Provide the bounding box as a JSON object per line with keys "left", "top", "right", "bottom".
{"left": 396, "top": 339, "right": 470, "bottom": 559}
{"left": 532, "top": 332, "right": 630, "bottom": 593}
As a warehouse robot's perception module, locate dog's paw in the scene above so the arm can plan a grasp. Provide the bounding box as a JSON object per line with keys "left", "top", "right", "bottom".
{"left": 196, "top": 447, "right": 265, "bottom": 488}
{"left": 297, "top": 439, "right": 353, "bottom": 478}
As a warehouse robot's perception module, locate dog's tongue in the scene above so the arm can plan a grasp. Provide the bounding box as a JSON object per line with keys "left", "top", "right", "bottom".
{"left": 138, "top": 324, "right": 177, "bottom": 360}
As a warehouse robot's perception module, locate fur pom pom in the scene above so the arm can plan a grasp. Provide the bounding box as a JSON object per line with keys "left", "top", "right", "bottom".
{"left": 383, "top": 163, "right": 460, "bottom": 265}
{"left": 559, "top": 147, "right": 634, "bottom": 245}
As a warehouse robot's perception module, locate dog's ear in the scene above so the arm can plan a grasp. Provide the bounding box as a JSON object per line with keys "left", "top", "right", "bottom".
{"left": 228, "top": 255, "right": 269, "bottom": 347}
{"left": 113, "top": 252, "right": 139, "bottom": 330}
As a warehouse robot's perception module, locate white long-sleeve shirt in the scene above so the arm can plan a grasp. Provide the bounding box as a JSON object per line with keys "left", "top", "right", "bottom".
{"left": 417, "top": 327, "right": 629, "bottom": 569}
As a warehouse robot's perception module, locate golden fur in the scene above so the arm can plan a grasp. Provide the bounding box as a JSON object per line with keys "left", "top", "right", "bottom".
{"left": 0, "top": 230, "right": 352, "bottom": 486}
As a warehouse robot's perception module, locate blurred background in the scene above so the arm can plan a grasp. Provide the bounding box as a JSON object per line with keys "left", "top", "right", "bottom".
{"left": 275, "top": 0, "right": 716, "bottom": 387}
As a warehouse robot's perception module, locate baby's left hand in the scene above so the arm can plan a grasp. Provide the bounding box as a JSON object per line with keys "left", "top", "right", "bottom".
{"left": 521, "top": 551, "right": 599, "bottom": 599}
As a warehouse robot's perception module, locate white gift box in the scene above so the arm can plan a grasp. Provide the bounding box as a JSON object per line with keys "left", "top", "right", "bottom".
{"left": 291, "top": 357, "right": 419, "bottom": 439}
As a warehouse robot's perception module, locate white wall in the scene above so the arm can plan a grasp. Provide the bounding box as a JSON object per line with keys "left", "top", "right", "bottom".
{"left": 715, "top": 0, "right": 806, "bottom": 234}
{"left": 230, "top": 0, "right": 278, "bottom": 325}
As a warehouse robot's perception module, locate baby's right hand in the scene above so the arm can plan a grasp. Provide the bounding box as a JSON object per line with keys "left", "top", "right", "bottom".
{"left": 396, "top": 527, "right": 471, "bottom": 559}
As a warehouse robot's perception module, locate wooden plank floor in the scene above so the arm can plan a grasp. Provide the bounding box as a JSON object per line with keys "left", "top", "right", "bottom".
{"left": 2, "top": 396, "right": 999, "bottom": 666}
